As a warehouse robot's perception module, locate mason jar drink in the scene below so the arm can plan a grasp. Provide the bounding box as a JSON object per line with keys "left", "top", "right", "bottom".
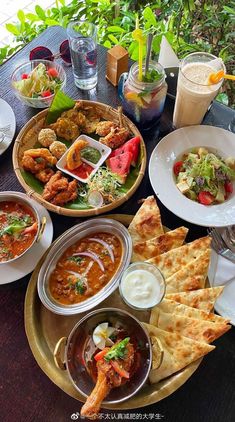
{"left": 118, "top": 61, "right": 167, "bottom": 129}
{"left": 173, "top": 52, "right": 225, "bottom": 128}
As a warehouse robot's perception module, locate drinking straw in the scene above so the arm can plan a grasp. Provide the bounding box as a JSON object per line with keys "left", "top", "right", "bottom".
{"left": 208, "top": 70, "right": 235, "bottom": 84}
{"left": 132, "top": 17, "right": 145, "bottom": 81}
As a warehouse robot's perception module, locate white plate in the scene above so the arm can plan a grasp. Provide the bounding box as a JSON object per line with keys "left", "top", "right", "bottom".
{"left": 0, "top": 98, "right": 16, "bottom": 155}
{"left": 208, "top": 249, "right": 235, "bottom": 325}
{"left": 149, "top": 125, "right": 235, "bottom": 227}
{"left": 0, "top": 194, "right": 53, "bottom": 284}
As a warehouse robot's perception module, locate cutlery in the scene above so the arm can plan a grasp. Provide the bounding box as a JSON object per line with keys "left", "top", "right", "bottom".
{"left": 0, "top": 132, "right": 5, "bottom": 144}
{"left": 0, "top": 124, "right": 11, "bottom": 133}
{"left": 207, "top": 228, "right": 235, "bottom": 263}
{"left": 224, "top": 226, "right": 235, "bottom": 248}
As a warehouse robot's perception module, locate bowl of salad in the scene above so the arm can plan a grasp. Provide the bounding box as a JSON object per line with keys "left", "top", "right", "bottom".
{"left": 11, "top": 60, "right": 66, "bottom": 108}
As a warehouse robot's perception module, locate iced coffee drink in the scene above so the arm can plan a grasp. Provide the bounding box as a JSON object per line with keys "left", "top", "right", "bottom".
{"left": 173, "top": 52, "right": 225, "bottom": 129}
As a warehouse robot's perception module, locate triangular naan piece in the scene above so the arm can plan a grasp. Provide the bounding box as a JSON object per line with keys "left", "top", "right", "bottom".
{"left": 166, "top": 286, "right": 224, "bottom": 313}
{"left": 151, "top": 310, "right": 231, "bottom": 343}
{"left": 150, "top": 299, "right": 229, "bottom": 325}
{"left": 165, "top": 249, "right": 210, "bottom": 293}
{"left": 147, "top": 236, "right": 211, "bottom": 279}
{"left": 128, "top": 196, "right": 164, "bottom": 245}
{"left": 144, "top": 323, "right": 215, "bottom": 384}
{"left": 131, "top": 226, "right": 188, "bottom": 262}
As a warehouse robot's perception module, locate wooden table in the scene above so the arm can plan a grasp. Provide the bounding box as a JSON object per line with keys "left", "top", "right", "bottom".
{"left": 0, "top": 26, "right": 234, "bottom": 422}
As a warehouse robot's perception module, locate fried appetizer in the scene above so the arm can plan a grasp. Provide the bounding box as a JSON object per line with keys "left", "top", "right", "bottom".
{"left": 51, "top": 179, "right": 78, "bottom": 205}
{"left": 83, "top": 119, "right": 100, "bottom": 134}
{"left": 49, "top": 141, "right": 67, "bottom": 159}
{"left": 38, "top": 128, "right": 57, "bottom": 147}
{"left": 23, "top": 148, "right": 57, "bottom": 166}
{"left": 96, "top": 121, "right": 117, "bottom": 136}
{"left": 66, "top": 139, "right": 88, "bottom": 170}
{"left": 51, "top": 117, "right": 79, "bottom": 141}
{"left": 22, "top": 154, "right": 47, "bottom": 174}
{"left": 100, "top": 127, "right": 130, "bottom": 149}
{"left": 42, "top": 171, "right": 78, "bottom": 206}
{"left": 35, "top": 168, "right": 55, "bottom": 183}
{"left": 61, "top": 109, "right": 86, "bottom": 127}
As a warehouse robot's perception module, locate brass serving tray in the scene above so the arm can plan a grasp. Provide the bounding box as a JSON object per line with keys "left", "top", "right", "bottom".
{"left": 24, "top": 214, "right": 202, "bottom": 409}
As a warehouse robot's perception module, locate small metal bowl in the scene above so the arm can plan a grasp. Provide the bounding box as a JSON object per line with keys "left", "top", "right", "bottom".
{"left": 37, "top": 218, "right": 132, "bottom": 315}
{"left": 53, "top": 307, "right": 152, "bottom": 404}
{"left": 0, "top": 191, "right": 46, "bottom": 264}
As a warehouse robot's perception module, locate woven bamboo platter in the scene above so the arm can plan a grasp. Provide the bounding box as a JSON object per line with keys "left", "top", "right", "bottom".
{"left": 24, "top": 214, "right": 202, "bottom": 409}
{"left": 13, "top": 100, "right": 146, "bottom": 217}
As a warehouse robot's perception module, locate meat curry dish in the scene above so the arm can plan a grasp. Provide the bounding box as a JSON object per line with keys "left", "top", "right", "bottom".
{"left": 0, "top": 201, "right": 38, "bottom": 262}
{"left": 49, "top": 232, "right": 122, "bottom": 305}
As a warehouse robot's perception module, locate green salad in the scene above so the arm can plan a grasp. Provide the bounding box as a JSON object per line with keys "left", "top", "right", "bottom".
{"left": 14, "top": 63, "right": 62, "bottom": 99}
{"left": 174, "top": 147, "right": 235, "bottom": 205}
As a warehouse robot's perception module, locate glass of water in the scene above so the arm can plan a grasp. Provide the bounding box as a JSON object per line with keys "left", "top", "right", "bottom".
{"left": 67, "top": 21, "right": 98, "bottom": 90}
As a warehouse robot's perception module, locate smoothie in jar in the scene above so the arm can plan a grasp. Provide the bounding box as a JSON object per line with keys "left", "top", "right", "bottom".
{"left": 173, "top": 52, "right": 225, "bottom": 128}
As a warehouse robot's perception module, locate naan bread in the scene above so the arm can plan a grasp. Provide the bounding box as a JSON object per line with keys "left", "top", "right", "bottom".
{"left": 131, "top": 226, "right": 188, "bottom": 262}
{"left": 147, "top": 236, "right": 211, "bottom": 279}
{"left": 144, "top": 323, "right": 215, "bottom": 384}
{"left": 128, "top": 196, "right": 164, "bottom": 245}
{"left": 151, "top": 309, "right": 230, "bottom": 343}
{"left": 150, "top": 299, "right": 229, "bottom": 325}
{"left": 166, "top": 286, "right": 224, "bottom": 313}
{"left": 165, "top": 249, "right": 210, "bottom": 293}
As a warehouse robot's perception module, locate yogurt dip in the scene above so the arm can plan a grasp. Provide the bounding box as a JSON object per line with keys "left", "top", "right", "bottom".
{"left": 119, "top": 262, "right": 165, "bottom": 310}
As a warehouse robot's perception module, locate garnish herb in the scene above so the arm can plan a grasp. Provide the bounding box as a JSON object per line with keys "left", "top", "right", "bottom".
{"left": 67, "top": 256, "right": 84, "bottom": 264}
{"left": 74, "top": 279, "right": 86, "bottom": 295}
{"left": 142, "top": 69, "right": 161, "bottom": 83}
{"left": 0, "top": 220, "right": 28, "bottom": 237}
{"left": 104, "top": 337, "right": 130, "bottom": 361}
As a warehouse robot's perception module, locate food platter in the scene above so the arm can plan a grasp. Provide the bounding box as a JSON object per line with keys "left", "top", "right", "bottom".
{"left": 24, "top": 214, "right": 203, "bottom": 410}
{"left": 13, "top": 100, "right": 146, "bottom": 217}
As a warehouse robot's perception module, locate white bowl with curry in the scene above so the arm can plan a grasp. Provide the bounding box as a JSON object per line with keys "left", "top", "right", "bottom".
{"left": 37, "top": 218, "right": 132, "bottom": 315}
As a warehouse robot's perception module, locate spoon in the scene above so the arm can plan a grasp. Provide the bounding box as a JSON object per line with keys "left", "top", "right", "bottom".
{"left": 208, "top": 70, "right": 235, "bottom": 84}
{"left": 144, "top": 33, "right": 153, "bottom": 77}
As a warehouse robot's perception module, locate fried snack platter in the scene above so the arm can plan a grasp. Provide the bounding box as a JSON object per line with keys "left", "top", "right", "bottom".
{"left": 13, "top": 100, "right": 146, "bottom": 216}
{"left": 24, "top": 201, "right": 230, "bottom": 412}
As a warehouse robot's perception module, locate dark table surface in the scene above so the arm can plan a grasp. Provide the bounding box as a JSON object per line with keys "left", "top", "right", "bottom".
{"left": 0, "top": 26, "right": 234, "bottom": 422}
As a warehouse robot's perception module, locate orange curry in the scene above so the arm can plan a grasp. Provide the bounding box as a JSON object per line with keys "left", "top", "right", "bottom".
{"left": 49, "top": 232, "right": 122, "bottom": 304}
{"left": 0, "top": 201, "right": 38, "bottom": 262}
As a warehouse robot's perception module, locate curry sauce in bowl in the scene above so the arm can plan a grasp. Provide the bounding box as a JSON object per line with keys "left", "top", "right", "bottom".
{"left": 38, "top": 219, "right": 132, "bottom": 315}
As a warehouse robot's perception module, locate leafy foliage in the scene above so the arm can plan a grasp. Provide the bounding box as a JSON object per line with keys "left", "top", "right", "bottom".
{"left": 1, "top": 0, "right": 235, "bottom": 107}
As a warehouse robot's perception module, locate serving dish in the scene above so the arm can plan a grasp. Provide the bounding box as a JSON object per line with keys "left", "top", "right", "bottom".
{"left": 25, "top": 214, "right": 203, "bottom": 410}
{"left": 149, "top": 125, "right": 235, "bottom": 227}
{"left": 13, "top": 100, "right": 146, "bottom": 217}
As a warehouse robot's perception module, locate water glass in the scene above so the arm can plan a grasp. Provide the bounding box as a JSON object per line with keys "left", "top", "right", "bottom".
{"left": 67, "top": 21, "right": 98, "bottom": 90}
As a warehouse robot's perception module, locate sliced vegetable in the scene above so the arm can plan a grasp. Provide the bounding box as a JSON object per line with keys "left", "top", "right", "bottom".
{"left": 225, "top": 181, "right": 233, "bottom": 193}
{"left": 104, "top": 337, "right": 130, "bottom": 361}
{"left": 94, "top": 347, "right": 110, "bottom": 361}
{"left": 173, "top": 161, "right": 183, "bottom": 176}
{"left": 87, "top": 191, "right": 104, "bottom": 208}
{"left": 72, "top": 251, "right": 105, "bottom": 272}
{"left": 110, "top": 360, "right": 130, "bottom": 379}
{"left": 88, "top": 238, "right": 114, "bottom": 263}
{"left": 47, "top": 68, "right": 59, "bottom": 78}
{"left": 198, "top": 191, "right": 215, "bottom": 205}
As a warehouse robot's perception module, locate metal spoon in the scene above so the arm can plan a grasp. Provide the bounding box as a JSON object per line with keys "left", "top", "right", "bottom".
{"left": 145, "top": 33, "right": 153, "bottom": 77}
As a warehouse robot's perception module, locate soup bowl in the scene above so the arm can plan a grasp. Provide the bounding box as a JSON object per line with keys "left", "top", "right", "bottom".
{"left": 53, "top": 307, "right": 152, "bottom": 404}
{"left": 37, "top": 218, "right": 132, "bottom": 315}
{"left": 0, "top": 191, "right": 46, "bottom": 264}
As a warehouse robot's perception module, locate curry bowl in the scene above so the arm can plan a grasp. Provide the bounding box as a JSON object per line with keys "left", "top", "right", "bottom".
{"left": 37, "top": 218, "right": 132, "bottom": 315}
{"left": 0, "top": 191, "right": 46, "bottom": 264}
{"left": 53, "top": 307, "right": 152, "bottom": 404}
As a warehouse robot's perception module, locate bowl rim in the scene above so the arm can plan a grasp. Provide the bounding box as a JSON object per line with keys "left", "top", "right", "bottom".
{"left": 11, "top": 59, "right": 66, "bottom": 101}
{"left": 0, "top": 191, "right": 41, "bottom": 264}
{"left": 65, "top": 306, "right": 153, "bottom": 404}
{"left": 37, "top": 218, "right": 133, "bottom": 315}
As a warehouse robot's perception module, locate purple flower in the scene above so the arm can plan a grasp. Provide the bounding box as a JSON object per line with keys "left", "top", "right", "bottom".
{"left": 215, "top": 169, "right": 226, "bottom": 181}
{"left": 195, "top": 176, "right": 205, "bottom": 186}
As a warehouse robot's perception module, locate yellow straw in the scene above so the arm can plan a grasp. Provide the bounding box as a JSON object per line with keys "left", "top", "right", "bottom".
{"left": 133, "top": 24, "right": 145, "bottom": 81}
{"left": 209, "top": 70, "right": 235, "bottom": 84}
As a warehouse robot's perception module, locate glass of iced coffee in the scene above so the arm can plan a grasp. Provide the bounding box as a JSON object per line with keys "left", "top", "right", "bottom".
{"left": 173, "top": 52, "right": 225, "bottom": 129}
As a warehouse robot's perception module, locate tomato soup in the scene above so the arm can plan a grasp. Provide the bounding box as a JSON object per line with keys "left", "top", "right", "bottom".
{"left": 49, "top": 232, "right": 122, "bottom": 305}
{"left": 0, "top": 201, "right": 38, "bottom": 262}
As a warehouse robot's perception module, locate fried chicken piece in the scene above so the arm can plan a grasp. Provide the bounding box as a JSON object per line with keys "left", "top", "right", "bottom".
{"left": 95, "top": 121, "right": 118, "bottom": 136}
{"left": 100, "top": 127, "right": 130, "bottom": 149}
{"left": 50, "top": 118, "right": 80, "bottom": 141}
{"left": 24, "top": 148, "right": 57, "bottom": 166}
{"left": 22, "top": 155, "right": 47, "bottom": 174}
{"left": 35, "top": 168, "right": 55, "bottom": 183}
{"left": 61, "top": 109, "right": 87, "bottom": 127}
{"left": 81, "top": 343, "right": 134, "bottom": 420}
{"left": 42, "top": 171, "right": 69, "bottom": 201}
{"left": 51, "top": 179, "right": 78, "bottom": 206}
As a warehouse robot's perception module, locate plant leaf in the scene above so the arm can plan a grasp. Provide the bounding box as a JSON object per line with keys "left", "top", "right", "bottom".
{"left": 35, "top": 5, "right": 46, "bottom": 20}
{"left": 5, "top": 23, "right": 20, "bottom": 36}
{"left": 46, "top": 90, "right": 75, "bottom": 124}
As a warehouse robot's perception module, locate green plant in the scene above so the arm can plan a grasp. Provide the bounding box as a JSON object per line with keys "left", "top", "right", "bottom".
{"left": 1, "top": 0, "right": 235, "bottom": 107}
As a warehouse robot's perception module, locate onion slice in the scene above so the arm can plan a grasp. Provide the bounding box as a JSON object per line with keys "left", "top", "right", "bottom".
{"left": 88, "top": 238, "right": 114, "bottom": 263}
{"left": 72, "top": 251, "right": 104, "bottom": 272}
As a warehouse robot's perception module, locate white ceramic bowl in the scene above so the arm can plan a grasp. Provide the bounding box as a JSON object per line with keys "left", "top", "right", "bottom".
{"left": 149, "top": 125, "right": 235, "bottom": 227}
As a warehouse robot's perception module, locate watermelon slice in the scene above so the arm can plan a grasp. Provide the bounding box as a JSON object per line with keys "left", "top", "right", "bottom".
{"left": 107, "top": 151, "right": 132, "bottom": 184}
{"left": 109, "top": 136, "right": 140, "bottom": 167}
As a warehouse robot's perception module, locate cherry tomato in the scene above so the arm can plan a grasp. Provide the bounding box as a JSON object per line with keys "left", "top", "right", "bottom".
{"left": 173, "top": 161, "right": 183, "bottom": 176}
{"left": 21, "top": 73, "right": 28, "bottom": 79}
{"left": 198, "top": 191, "right": 215, "bottom": 205}
{"left": 47, "top": 68, "right": 58, "bottom": 78}
{"left": 224, "top": 181, "right": 233, "bottom": 194}
{"left": 41, "top": 90, "right": 52, "bottom": 97}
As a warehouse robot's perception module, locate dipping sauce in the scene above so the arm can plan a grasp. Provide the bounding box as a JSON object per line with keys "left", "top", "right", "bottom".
{"left": 49, "top": 232, "right": 122, "bottom": 305}
{"left": 65, "top": 162, "right": 93, "bottom": 179}
{"left": 81, "top": 146, "right": 101, "bottom": 164}
{"left": 120, "top": 262, "right": 165, "bottom": 309}
{"left": 0, "top": 200, "right": 38, "bottom": 262}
